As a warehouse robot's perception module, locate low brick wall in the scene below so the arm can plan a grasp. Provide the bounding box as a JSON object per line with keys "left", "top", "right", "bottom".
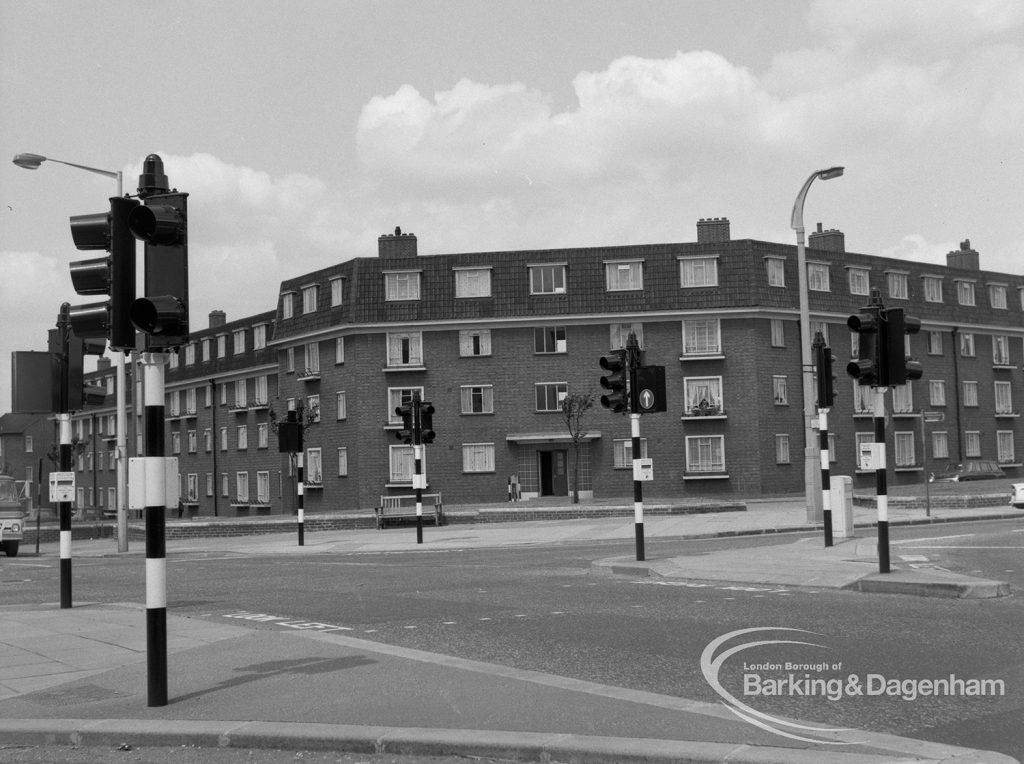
{"left": 853, "top": 493, "right": 1008, "bottom": 509}
{"left": 471, "top": 502, "right": 745, "bottom": 523}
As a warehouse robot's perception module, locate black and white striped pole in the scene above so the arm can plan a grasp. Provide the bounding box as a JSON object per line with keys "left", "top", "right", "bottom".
{"left": 873, "top": 386, "right": 890, "bottom": 574}
{"left": 53, "top": 304, "right": 74, "bottom": 608}
{"left": 813, "top": 333, "right": 834, "bottom": 548}
{"left": 141, "top": 351, "right": 169, "bottom": 707}
{"left": 413, "top": 392, "right": 424, "bottom": 545}
{"left": 819, "top": 409, "right": 832, "bottom": 548}
{"left": 296, "top": 437, "right": 305, "bottom": 546}
{"left": 631, "top": 411, "right": 645, "bottom": 561}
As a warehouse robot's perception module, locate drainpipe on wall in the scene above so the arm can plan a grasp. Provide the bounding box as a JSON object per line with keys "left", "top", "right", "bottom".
{"left": 951, "top": 327, "right": 964, "bottom": 462}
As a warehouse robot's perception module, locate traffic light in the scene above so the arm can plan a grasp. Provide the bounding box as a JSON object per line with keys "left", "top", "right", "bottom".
{"left": 67, "top": 337, "right": 107, "bottom": 411}
{"left": 395, "top": 403, "right": 414, "bottom": 444}
{"left": 128, "top": 155, "right": 188, "bottom": 348}
{"left": 813, "top": 333, "right": 837, "bottom": 408}
{"left": 68, "top": 196, "right": 140, "bottom": 350}
{"left": 846, "top": 305, "right": 881, "bottom": 386}
{"left": 599, "top": 350, "right": 628, "bottom": 412}
{"left": 885, "top": 308, "right": 923, "bottom": 385}
{"left": 419, "top": 403, "right": 436, "bottom": 444}
{"left": 634, "top": 365, "right": 667, "bottom": 413}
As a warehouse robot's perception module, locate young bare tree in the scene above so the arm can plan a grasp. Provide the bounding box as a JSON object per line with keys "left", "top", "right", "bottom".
{"left": 561, "top": 392, "right": 595, "bottom": 504}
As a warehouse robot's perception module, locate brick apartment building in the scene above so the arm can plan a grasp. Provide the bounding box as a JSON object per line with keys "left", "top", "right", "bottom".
{"left": 60, "top": 217, "right": 1024, "bottom": 517}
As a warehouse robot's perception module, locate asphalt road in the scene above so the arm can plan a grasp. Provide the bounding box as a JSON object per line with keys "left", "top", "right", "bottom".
{"left": 4, "top": 521, "right": 1022, "bottom": 760}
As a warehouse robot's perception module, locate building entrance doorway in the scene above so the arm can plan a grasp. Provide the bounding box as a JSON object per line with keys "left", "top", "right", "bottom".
{"left": 538, "top": 450, "right": 568, "bottom": 496}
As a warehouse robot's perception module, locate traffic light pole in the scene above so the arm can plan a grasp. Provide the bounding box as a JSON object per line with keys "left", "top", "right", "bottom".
{"left": 873, "top": 386, "right": 891, "bottom": 574}
{"left": 631, "top": 412, "right": 644, "bottom": 561}
{"left": 56, "top": 305, "right": 73, "bottom": 609}
{"left": 413, "top": 393, "right": 424, "bottom": 545}
{"left": 296, "top": 449, "right": 305, "bottom": 546}
{"left": 818, "top": 408, "right": 833, "bottom": 547}
{"left": 141, "top": 351, "right": 168, "bottom": 707}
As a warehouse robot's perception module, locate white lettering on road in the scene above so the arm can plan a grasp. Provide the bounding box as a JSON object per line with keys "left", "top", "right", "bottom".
{"left": 223, "top": 611, "right": 353, "bottom": 632}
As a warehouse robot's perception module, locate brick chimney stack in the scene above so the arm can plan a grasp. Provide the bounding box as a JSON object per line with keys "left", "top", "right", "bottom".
{"left": 946, "top": 239, "right": 980, "bottom": 271}
{"left": 696, "top": 217, "right": 730, "bottom": 244}
{"left": 808, "top": 222, "right": 845, "bottom": 253}
{"left": 209, "top": 310, "right": 227, "bottom": 328}
{"left": 378, "top": 226, "right": 418, "bottom": 259}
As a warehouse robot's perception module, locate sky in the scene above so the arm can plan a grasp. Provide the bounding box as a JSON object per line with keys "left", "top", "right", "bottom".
{"left": 2, "top": 0, "right": 1023, "bottom": 412}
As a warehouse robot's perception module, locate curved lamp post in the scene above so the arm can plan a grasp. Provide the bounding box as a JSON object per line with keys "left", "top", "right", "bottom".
{"left": 791, "top": 166, "right": 844, "bottom": 522}
{"left": 13, "top": 152, "right": 129, "bottom": 552}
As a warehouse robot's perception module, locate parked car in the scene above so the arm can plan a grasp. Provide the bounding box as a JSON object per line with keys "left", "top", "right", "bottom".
{"left": 930, "top": 460, "right": 1006, "bottom": 482}
{"left": 1009, "top": 483, "right": 1024, "bottom": 508}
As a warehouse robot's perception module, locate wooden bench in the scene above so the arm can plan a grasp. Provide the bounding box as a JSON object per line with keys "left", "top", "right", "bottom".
{"left": 375, "top": 493, "right": 444, "bottom": 529}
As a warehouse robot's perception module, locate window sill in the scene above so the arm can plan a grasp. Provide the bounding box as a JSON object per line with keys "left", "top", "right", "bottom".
{"left": 382, "top": 365, "right": 426, "bottom": 373}
{"left": 892, "top": 411, "right": 920, "bottom": 419}
{"left": 683, "top": 473, "right": 729, "bottom": 480}
{"left": 679, "top": 354, "right": 725, "bottom": 362}
{"left": 681, "top": 414, "right": 727, "bottom": 421}
{"left": 995, "top": 412, "right": 1020, "bottom": 418}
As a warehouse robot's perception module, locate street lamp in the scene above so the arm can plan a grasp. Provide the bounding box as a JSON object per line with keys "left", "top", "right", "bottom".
{"left": 791, "top": 166, "right": 844, "bottom": 523}
{"left": 13, "top": 152, "right": 131, "bottom": 553}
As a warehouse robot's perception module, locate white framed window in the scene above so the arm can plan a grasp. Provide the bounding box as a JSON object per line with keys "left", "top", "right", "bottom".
{"left": 221, "top": 472, "right": 229, "bottom": 498}
{"left": 772, "top": 376, "right": 788, "bottom": 406}
{"left": 303, "top": 342, "right": 320, "bottom": 374}
{"left": 775, "top": 434, "right": 790, "bottom": 464}
{"left": 389, "top": 444, "right": 418, "bottom": 482}
{"left": 887, "top": 271, "right": 908, "bottom": 300}
{"left": 202, "top": 338, "right": 211, "bottom": 361}
{"left": 335, "top": 391, "right": 347, "bottom": 420}
{"left": 807, "top": 262, "right": 830, "bottom": 292}
{"left": 684, "top": 376, "right": 724, "bottom": 413}
{"left": 534, "top": 326, "right": 566, "bottom": 354}
{"left": 237, "top": 425, "right": 248, "bottom": 451}
{"left": 254, "top": 375, "right": 268, "bottom": 406}
{"left": 927, "top": 331, "right": 943, "bottom": 355}
{"left": 168, "top": 390, "right": 180, "bottom": 417}
{"left": 455, "top": 267, "right": 492, "bottom": 298}
{"left": 387, "top": 332, "right": 423, "bottom": 366}
{"left": 995, "top": 381, "right": 1013, "bottom": 414}
{"left": 234, "top": 379, "right": 247, "bottom": 408}
{"left": 281, "top": 292, "right": 294, "bottom": 319}
{"left": 765, "top": 257, "right": 785, "bottom": 287}
{"left": 257, "top": 423, "right": 269, "bottom": 449}
{"left": 306, "top": 448, "right": 323, "bottom": 486}
{"left": 389, "top": 388, "right": 424, "bottom": 424}
{"left": 960, "top": 333, "right": 975, "bottom": 357}
{"left": 461, "top": 385, "right": 494, "bottom": 414}
{"left": 306, "top": 395, "right": 320, "bottom": 423}
{"left": 956, "top": 279, "right": 976, "bottom": 306}
{"left": 681, "top": 318, "right": 721, "bottom": 356}
{"left": 236, "top": 472, "right": 249, "bottom": 502}
{"left": 257, "top": 471, "right": 270, "bottom": 503}
{"left": 847, "top": 267, "right": 869, "bottom": 296}
{"left": 385, "top": 271, "right": 421, "bottom": 301}
{"left": 770, "top": 319, "right": 785, "bottom": 347}
{"left": 184, "top": 343, "right": 196, "bottom": 365}
{"left": 187, "top": 430, "right": 197, "bottom": 453}
{"left": 610, "top": 323, "right": 643, "bottom": 350}
{"left": 206, "top": 473, "right": 213, "bottom": 497}
{"left": 171, "top": 432, "right": 181, "bottom": 454}
{"left": 535, "top": 382, "right": 567, "bottom": 412}
{"left": 894, "top": 431, "right": 915, "bottom": 467}
{"left": 330, "top": 277, "right": 344, "bottom": 306}
{"left": 233, "top": 329, "right": 246, "bottom": 355}
{"left": 613, "top": 438, "right": 648, "bottom": 468}
{"left": 186, "top": 474, "right": 199, "bottom": 502}
{"left": 685, "top": 435, "right": 725, "bottom": 473}
{"left": 963, "top": 381, "right": 979, "bottom": 407}
{"left": 253, "top": 324, "right": 267, "bottom": 349}
{"left": 964, "top": 431, "right": 981, "bottom": 458}
{"left": 219, "top": 427, "right": 228, "bottom": 451}
{"left": 337, "top": 447, "right": 348, "bottom": 476}
{"left": 529, "top": 263, "right": 566, "bottom": 295}
{"left": 286, "top": 347, "right": 295, "bottom": 373}
{"left": 679, "top": 256, "right": 718, "bottom": 288}
{"left": 217, "top": 335, "right": 227, "bottom": 358}
{"left": 185, "top": 387, "right": 197, "bottom": 415}
{"left": 929, "top": 380, "right": 946, "bottom": 406}
{"left": 204, "top": 428, "right": 212, "bottom": 452}
{"left": 852, "top": 382, "right": 873, "bottom": 415}
{"left": 335, "top": 337, "right": 345, "bottom": 364}
{"left": 302, "top": 284, "right": 318, "bottom": 314}
{"left": 923, "top": 276, "right": 943, "bottom": 303}
{"left": 989, "top": 283, "right": 1007, "bottom": 309}
{"left": 606, "top": 260, "right": 643, "bottom": 291}
{"left": 997, "top": 431, "right": 1015, "bottom": 464}
{"left": 462, "top": 443, "right": 496, "bottom": 473}
{"left": 892, "top": 384, "right": 913, "bottom": 414}
{"left": 459, "top": 329, "right": 491, "bottom": 357}
{"left": 993, "top": 335, "right": 1010, "bottom": 365}
{"left": 932, "top": 431, "right": 949, "bottom": 459}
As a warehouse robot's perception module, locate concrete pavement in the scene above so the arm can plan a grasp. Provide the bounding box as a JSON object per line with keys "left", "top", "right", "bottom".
{"left": 0, "top": 496, "right": 1020, "bottom": 763}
